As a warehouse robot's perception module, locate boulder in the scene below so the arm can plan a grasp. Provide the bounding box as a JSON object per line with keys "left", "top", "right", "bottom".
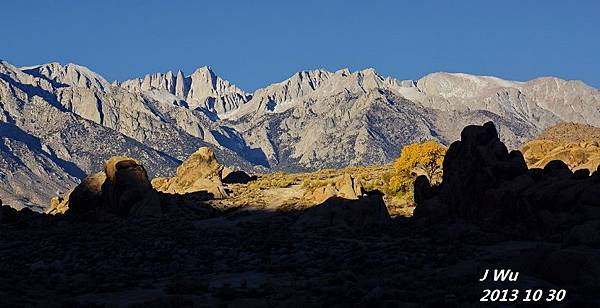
{"left": 152, "top": 147, "right": 228, "bottom": 199}
{"left": 222, "top": 170, "right": 256, "bottom": 184}
{"left": 304, "top": 185, "right": 339, "bottom": 204}
{"left": 303, "top": 174, "right": 364, "bottom": 204}
{"left": 574, "top": 168, "right": 590, "bottom": 179}
{"left": 435, "top": 122, "right": 527, "bottom": 218}
{"left": 102, "top": 156, "right": 161, "bottom": 217}
{"left": 0, "top": 199, "right": 18, "bottom": 224}
{"left": 543, "top": 160, "right": 572, "bottom": 178}
{"left": 47, "top": 172, "right": 106, "bottom": 215}
{"left": 221, "top": 166, "right": 234, "bottom": 180}
{"left": 413, "top": 175, "right": 433, "bottom": 206}
{"left": 150, "top": 177, "right": 169, "bottom": 189}
{"left": 47, "top": 157, "right": 160, "bottom": 217}
{"left": 592, "top": 165, "right": 600, "bottom": 178}
{"left": 172, "top": 147, "right": 223, "bottom": 184}
{"left": 521, "top": 125, "right": 600, "bottom": 172}
{"left": 336, "top": 174, "right": 361, "bottom": 200}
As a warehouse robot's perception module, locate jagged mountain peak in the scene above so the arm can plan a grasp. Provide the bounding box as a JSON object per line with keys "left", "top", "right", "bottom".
{"left": 119, "top": 65, "right": 251, "bottom": 115}
{"left": 356, "top": 67, "right": 379, "bottom": 76}
{"left": 335, "top": 68, "right": 351, "bottom": 76}
{"left": 19, "top": 61, "right": 111, "bottom": 92}
{"left": 227, "top": 67, "right": 408, "bottom": 119}
{"left": 192, "top": 65, "right": 215, "bottom": 75}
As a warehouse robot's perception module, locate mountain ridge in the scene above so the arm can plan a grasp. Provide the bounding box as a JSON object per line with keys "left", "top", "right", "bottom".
{"left": 2, "top": 58, "right": 600, "bottom": 211}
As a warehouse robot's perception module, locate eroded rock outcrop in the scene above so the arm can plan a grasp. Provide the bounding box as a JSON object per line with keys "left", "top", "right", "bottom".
{"left": 152, "top": 147, "right": 229, "bottom": 198}
{"left": 47, "top": 172, "right": 106, "bottom": 215}
{"left": 47, "top": 157, "right": 160, "bottom": 217}
{"left": 414, "top": 121, "right": 600, "bottom": 239}
{"left": 302, "top": 174, "right": 364, "bottom": 204}
{"left": 102, "top": 157, "right": 161, "bottom": 217}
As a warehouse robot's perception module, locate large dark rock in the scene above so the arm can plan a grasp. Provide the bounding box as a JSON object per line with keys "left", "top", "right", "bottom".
{"left": 413, "top": 175, "right": 433, "bottom": 206}
{"left": 0, "top": 200, "right": 18, "bottom": 224}
{"left": 222, "top": 170, "right": 257, "bottom": 184}
{"left": 47, "top": 156, "right": 161, "bottom": 218}
{"left": 416, "top": 121, "right": 527, "bottom": 220}
{"left": 66, "top": 172, "right": 106, "bottom": 215}
{"left": 414, "top": 121, "right": 600, "bottom": 237}
{"left": 103, "top": 156, "right": 161, "bottom": 217}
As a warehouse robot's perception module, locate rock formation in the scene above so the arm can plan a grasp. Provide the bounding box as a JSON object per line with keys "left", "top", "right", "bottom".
{"left": 102, "top": 157, "right": 161, "bottom": 217}
{"left": 47, "top": 157, "right": 160, "bottom": 217}
{"left": 414, "top": 121, "right": 600, "bottom": 240}
{"left": 47, "top": 172, "right": 106, "bottom": 215}
{"left": 152, "top": 147, "right": 229, "bottom": 199}
{"left": 303, "top": 174, "right": 364, "bottom": 204}
{"left": 120, "top": 66, "right": 251, "bottom": 114}
{"left": 5, "top": 123, "right": 600, "bottom": 306}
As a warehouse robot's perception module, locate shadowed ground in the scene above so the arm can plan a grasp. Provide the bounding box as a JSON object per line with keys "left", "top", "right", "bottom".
{"left": 2, "top": 122, "right": 600, "bottom": 306}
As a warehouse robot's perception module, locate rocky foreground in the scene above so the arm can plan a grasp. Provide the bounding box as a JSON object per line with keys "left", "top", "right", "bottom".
{"left": 2, "top": 122, "right": 600, "bottom": 306}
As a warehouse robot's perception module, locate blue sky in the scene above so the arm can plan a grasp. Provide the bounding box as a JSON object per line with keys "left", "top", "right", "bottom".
{"left": 2, "top": 0, "right": 599, "bottom": 90}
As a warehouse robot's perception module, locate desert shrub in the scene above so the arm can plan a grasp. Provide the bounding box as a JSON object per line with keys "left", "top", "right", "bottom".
{"left": 301, "top": 179, "right": 313, "bottom": 189}
{"left": 247, "top": 182, "right": 260, "bottom": 190}
{"left": 246, "top": 172, "right": 298, "bottom": 190}
{"left": 270, "top": 178, "right": 295, "bottom": 188}
{"left": 302, "top": 178, "right": 336, "bottom": 189}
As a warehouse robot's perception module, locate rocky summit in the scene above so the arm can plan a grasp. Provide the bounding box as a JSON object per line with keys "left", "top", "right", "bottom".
{"left": 2, "top": 58, "right": 600, "bottom": 211}
{"left": 1, "top": 122, "right": 600, "bottom": 306}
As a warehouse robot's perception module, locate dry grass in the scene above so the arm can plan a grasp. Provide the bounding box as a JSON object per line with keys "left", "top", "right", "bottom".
{"left": 213, "top": 163, "right": 415, "bottom": 217}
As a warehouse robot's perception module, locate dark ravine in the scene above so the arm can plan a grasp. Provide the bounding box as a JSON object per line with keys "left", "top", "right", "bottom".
{"left": 1, "top": 122, "right": 600, "bottom": 306}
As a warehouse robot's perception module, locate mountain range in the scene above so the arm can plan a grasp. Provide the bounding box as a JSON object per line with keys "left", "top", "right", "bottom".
{"left": 1, "top": 59, "right": 600, "bottom": 210}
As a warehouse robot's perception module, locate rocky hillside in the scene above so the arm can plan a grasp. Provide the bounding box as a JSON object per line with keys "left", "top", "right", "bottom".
{"left": 2, "top": 58, "right": 600, "bottom": 210}
{"left": 0, "top": 61, "right": 183, "bottom": 210}
{"left": 521, "top": 123, "right": 600, "bottom": 171}
{"left": 120, "top": 65, "right": 600, "bottom": 170}
{"left": 224, "top": 70, "right": 600, "bottom": 169}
